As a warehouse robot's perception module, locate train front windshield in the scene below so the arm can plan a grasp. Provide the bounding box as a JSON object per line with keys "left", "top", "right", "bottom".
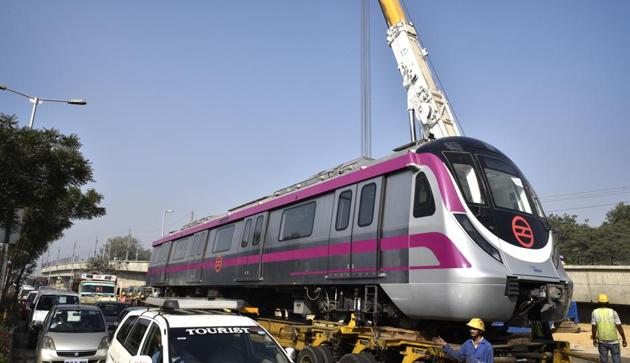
{"left": 444, "top": 151, "right": 544, "bottom": 217}
{"left": 169, "top": 326, "right": 290, "bottom": 363}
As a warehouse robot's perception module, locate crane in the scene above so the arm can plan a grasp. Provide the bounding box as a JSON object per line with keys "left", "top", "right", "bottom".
{"left": 377, "top": 0, "right": 462, "bottom": 141}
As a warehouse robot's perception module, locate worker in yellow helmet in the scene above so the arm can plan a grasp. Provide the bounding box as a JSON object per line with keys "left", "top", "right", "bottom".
{"left": 592, "top": 293, "right": 627, "bottom": 363}
{"left": 433, "top": 318, "right": 494, "bottom": 363}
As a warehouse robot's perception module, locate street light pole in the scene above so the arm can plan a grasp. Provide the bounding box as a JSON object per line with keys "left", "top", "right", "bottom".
{"left": 161, "top": 209, "right": 174, "bottom": 237}
{"left": 0, "top": 83, "right": 86, "bottom": 128}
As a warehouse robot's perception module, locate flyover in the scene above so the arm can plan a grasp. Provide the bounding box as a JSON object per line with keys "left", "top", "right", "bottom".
{"left": 564, "top": 265, "right": 630, "bottom": 305}
{"left": 40, "top": 260, "right": 149, "bottom": 290}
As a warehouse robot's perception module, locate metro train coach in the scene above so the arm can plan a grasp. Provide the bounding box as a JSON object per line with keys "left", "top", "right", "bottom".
{"left": 148, "top": 137, "right": 572, "bottom": 323}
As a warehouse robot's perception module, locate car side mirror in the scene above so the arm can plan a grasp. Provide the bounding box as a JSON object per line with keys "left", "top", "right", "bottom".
{"left": 284, "top": 347, "right": 297, "bottom": 360}
{"left": 129, "top": 356, "right": 152, "bottom": 363}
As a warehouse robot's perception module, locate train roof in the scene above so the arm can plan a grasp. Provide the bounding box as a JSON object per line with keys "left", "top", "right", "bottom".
{"left": 152, "top": 136, "right": 495, "bottom": 247}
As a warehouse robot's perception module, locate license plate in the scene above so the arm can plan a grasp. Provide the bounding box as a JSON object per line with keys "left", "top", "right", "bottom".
{"left": 64, "top": 359, "right": 88, "bottom": 363}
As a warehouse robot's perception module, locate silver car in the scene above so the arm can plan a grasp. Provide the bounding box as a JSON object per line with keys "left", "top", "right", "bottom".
{"left": 36, "top": 304, "right": 109, "bottom": 363}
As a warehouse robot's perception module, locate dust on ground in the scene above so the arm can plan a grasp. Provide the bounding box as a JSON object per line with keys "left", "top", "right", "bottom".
{"left": 554, "top": 323, "right": 630, "bottom": 360}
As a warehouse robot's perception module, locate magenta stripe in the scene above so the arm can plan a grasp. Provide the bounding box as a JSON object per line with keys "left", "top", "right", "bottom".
{"left": 153, "top": 153, "right": 416, "bottom": 247}
{"left": 149, "top": 232, "right": 470, "bottom": 276}
{"left": 153, "top": 152, "right": 465, "bottom": 247}
{"left": 413, "top": 153, "right": 465, "bottom": 213}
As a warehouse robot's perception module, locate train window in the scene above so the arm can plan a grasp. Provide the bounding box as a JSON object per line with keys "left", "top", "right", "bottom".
{"left": 213, "top": 224, "right": 235, "bottom": 253}
{"left": 480, "top": 156, "right": 533, "bottom": 214}
{"left": 335, "top": 190, "right": 353, "bottom": 231}
{"left": 279, "top": 202, "right": 316, "bottom": 241}
{"left": 413, "top": 173, "right": 436, "bottom": 218}
{"left": 252, "top": 216, "right": 264, "bottom": 246}
{"left": 172, "top": 237, "right": 189, "bottom": 261}
{"left": 358, "top": 183, "right": 376, "bottom": 227}
{"left": 241, "top": 220, "right": 252, "bottom": 248}
{"left": 445, "top": 152, "right": 485, "bottom": 205}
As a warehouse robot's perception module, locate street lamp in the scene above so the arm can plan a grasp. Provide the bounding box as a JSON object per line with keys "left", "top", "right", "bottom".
{"left": 0, "top": 83, "right": 87, "bottom": 128}
{"left": 161, "top": 209, "right": 175, "bottom": 237}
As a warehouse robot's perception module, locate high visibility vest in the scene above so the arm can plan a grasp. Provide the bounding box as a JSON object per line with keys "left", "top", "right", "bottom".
{"left": 593, "top": 308, "right": 618, "bottom": 342}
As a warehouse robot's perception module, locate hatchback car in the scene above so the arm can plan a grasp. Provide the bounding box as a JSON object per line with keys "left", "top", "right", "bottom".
{"left": 36, "top": 304, "right": 109, "bottom": 363}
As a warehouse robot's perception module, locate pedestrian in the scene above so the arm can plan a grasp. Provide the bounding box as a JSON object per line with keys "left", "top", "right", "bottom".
{"left": 592, "top": 293, "right": 627, "bottom": 363}
{"left": 433, "top": 318, "right": 494, "bottom": 363}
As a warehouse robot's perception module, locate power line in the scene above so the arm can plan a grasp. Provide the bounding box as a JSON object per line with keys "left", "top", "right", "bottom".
{"left": 541, "top": 185, "right": 630, "bottom": 199}
{"left": 547, "top": 201, "right": 629, "bottom": 213}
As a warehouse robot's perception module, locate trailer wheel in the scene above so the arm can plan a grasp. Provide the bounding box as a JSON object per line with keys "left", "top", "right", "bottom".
{"left": 339, "top": 353, "right": 370, "bottom": 363}
{"left": 359, "top": 351, "right": 378, "bottom": 363}
{"left": 297, "top": 346, "right": 325, "bottom": 363}
{"left": 314, "top": 345, "right": 335, "bottom": 363}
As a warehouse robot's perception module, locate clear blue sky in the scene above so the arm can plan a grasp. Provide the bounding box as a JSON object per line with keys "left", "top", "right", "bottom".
{"left": 2, "top": 1, "right": 629, "bottom": 261}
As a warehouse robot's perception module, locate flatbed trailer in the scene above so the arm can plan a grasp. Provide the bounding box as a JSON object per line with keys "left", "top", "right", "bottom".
{"left": 255, "top": 316, "right": 572, "bottom": 363}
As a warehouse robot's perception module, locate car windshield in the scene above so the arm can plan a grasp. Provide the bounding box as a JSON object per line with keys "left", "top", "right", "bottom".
{"left": 26, "top": 292, "right": 38, "bottom": 304}
{"left": 168, "top": 326, "right": 289, "bottom": 363}
{"left": 479, "top": 156, "right": 534, "bottom": 214}
{"left": 80, "top": 283, "right": 115, "bottom": 295}
{"left": 36, "top": 295, "right": 80, "bottom": 311}
{"left": 48, "top": 309, "right": 105, "bottom": 333}
{"left": 97, "top": 303, "right": 127, "bottom": 316}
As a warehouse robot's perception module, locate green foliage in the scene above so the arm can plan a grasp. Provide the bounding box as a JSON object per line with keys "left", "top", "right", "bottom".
{"left": 86, "top": 255, "right": 118, "bottom": 275}
{"left": 100, "top": 235, "right": 151, "bottom": 261}
{"left": 0, "top": 113, "right": 105, "bottom": 306}
{"left": 550, "top": 203, "right": 630, "bottom": 265}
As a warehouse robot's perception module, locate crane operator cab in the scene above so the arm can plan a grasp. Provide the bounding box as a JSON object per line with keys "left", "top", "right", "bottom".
{"left": 106, "top": 297, "right": 295, "bottom": 363}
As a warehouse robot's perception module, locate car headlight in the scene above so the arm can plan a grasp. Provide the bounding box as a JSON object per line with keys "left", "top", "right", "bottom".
{"left": 42, "top": 336, "right": 56, "bottom": 350}
{"left": 98, "top": 336, "right": 110, "bottom": 349}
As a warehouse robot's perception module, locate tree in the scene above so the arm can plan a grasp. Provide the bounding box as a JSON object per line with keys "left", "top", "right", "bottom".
{"left": 86, "top": 256, "right": 118, "bottom": 275}
{"left": 0, "top": 114, "right": 105, "bottom": 308}
{"left": 605, "top": 203, "right": 630, "bottom": 224}
{"left": 549, "top": 203, "right": 630, "bottom": 265}
{"left": 99, "top": 235, "right": 151, "bottom": 261}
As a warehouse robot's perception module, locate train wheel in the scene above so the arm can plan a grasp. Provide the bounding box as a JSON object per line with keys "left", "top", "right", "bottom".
{"left": 314, "top": 345, "right": 335, "bottom": 363}
{"left": 297, "top": 346, "right": 325, "bottom": 363}
{"left": 338, "top": 353, "right": 370, "bottom": 363}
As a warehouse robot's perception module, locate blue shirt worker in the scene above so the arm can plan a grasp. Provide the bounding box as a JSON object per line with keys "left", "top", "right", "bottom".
{"left": 433, "top": 318, "right": 494, "bottom": 363}
{"left": 591, "top": 293, "right": 627, "bottom": 363}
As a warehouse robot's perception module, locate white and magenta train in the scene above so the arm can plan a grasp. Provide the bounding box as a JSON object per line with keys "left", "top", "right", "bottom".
{"left": 148, "top": 137, "right": 572, "bottom": 324}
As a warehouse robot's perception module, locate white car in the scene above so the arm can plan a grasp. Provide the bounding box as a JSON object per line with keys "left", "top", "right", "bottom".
{"left": 28, "top": 289, "right": 80, "bottom": 347}
{"left": 106, "top": 298, "right": 295, "bottom": 363}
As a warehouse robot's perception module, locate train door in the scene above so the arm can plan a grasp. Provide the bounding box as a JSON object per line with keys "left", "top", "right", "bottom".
{"left": 247, "top": 212, "right": 268, "bottom": 280}
{"left": 187, "top": 230, "right": 208, "bottom": 283}
{"left": 158, "top": 242, "right": 173, "bottom": 284}
{"left": 328, "top": 185, "right": 357, "bottom": 279}
{"left": 351, "top": 177, "right": 383, "bottom": 278}
{"left": 237, "top": 218, "right": 254, "bottom": 280}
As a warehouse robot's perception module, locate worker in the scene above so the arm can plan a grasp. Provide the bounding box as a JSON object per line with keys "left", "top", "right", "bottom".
{"left": 592, "top": 293, "right": 627, "bottom": 363}
{"left": 433, "top": 318, "right": 493, "bottom": 363}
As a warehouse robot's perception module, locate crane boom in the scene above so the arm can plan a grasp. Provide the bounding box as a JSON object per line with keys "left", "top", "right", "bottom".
{"left": 377, "top": 0, "right": 461, "bottom": 140}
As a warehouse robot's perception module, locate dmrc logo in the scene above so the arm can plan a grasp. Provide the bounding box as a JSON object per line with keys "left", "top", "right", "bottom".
{"left": 215, "top": 255, "right": 223, "bottom": 272}
{"left": 512, "top": 216, "right": 534, "bottom": 248}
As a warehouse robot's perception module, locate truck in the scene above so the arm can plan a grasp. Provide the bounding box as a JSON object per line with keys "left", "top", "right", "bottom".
{"left": 72, "top": 273, "right": 118, "bottom": 304}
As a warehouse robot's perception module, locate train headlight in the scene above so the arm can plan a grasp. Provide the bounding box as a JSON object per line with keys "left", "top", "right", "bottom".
{"left": 454, "top": 214, "right": 502, "bottom": 263}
